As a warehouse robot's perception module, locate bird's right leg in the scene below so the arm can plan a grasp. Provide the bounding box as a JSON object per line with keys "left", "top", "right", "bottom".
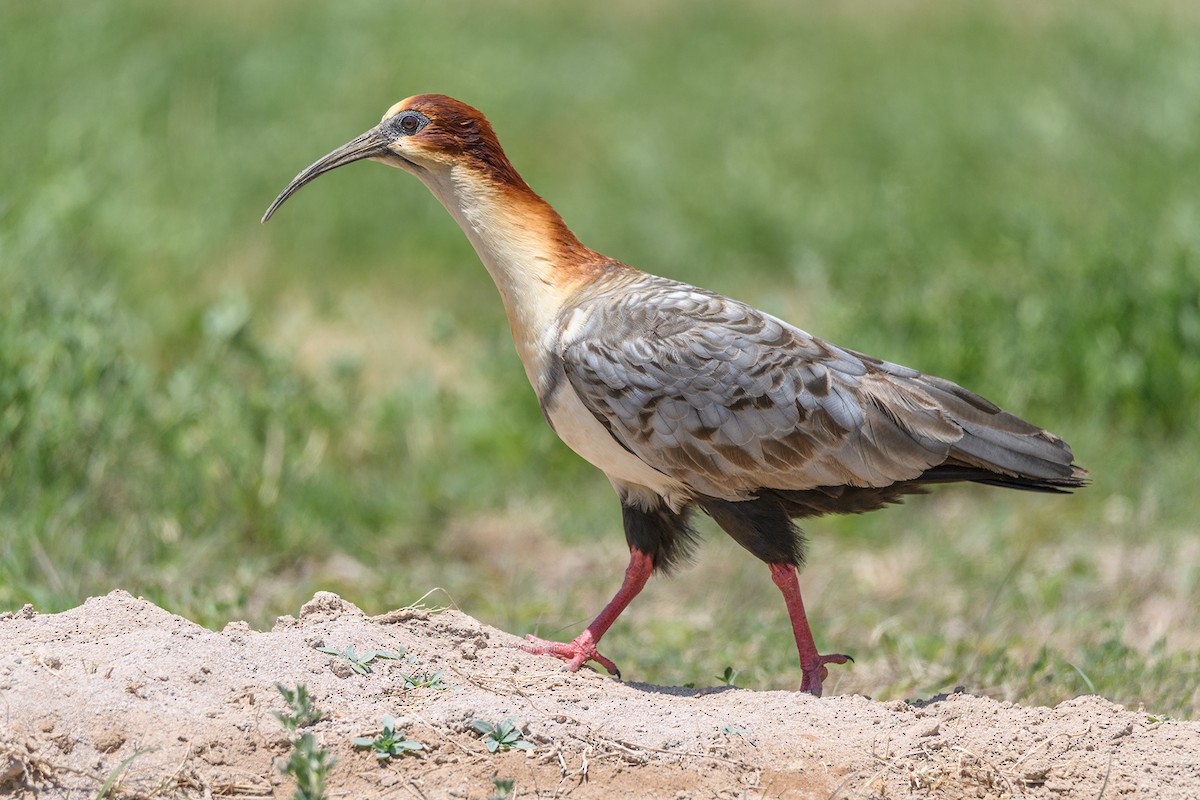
{"left": 769, "top": 562, "right": 852, "bottom": 697}
{"left": 700, "top": 495, "right": 852, "bottom": 696}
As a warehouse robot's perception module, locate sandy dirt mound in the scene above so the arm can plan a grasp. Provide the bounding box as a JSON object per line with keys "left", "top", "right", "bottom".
{"left": 1, "top": 591, "right": 1196, "bottom": 799}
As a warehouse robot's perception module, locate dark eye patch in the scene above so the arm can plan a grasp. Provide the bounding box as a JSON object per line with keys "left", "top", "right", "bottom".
{"left": 393, "top": 110, "right": 429, "bottom": 135}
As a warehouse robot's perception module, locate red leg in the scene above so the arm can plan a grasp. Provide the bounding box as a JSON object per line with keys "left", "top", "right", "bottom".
{"left": 520, "top": 548, "right": 654, "bottom": 677}
{"left": 769, "top": 563, "right": 852, "bottom": 697}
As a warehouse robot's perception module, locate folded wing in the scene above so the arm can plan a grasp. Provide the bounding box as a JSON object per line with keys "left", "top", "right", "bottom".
{"left": 558, "top": 273, "right": 1081, "bottom": 501}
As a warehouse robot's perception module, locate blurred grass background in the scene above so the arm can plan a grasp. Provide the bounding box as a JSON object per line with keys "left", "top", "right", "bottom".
{"left": 2, "top": 0, "right": 1198, "bottom": 715}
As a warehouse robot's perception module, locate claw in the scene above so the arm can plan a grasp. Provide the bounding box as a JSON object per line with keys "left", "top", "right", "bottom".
{"left": 799, "top": 652, "right": 853, "bottom": 697}
{"left": 519, "top": 632, "right": 621, "bottom": 677}
{"left": 514, "top": 548, "right": 650, "bottom": 681}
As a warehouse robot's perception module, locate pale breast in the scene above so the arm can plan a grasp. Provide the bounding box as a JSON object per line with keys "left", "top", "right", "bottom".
{"left": 542, "top": 380, "right": 692, "bottom": 508}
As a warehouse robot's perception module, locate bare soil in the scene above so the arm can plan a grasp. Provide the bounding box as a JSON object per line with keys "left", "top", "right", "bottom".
{"left": 2, "top": 591, "right": 1197, "bottom": 799}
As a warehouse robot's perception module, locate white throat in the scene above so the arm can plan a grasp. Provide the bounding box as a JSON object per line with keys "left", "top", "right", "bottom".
{"left": 414, "top": 164, "right": 578, "bottom": 387}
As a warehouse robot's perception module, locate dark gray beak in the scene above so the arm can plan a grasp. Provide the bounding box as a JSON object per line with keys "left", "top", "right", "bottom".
{"left": 261, "top": 126, "right": 391, "bottom": 223}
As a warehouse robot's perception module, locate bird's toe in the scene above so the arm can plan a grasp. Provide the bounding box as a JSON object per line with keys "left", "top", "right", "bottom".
{"left": 799, "top": 652, "right": 854, "bottom": 697}
{"left": 518, "top": 633, "right": 620, "bottom": 677}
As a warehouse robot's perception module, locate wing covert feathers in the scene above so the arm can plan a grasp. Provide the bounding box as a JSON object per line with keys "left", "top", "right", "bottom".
{"left": 557, "top": 272, "right": 1085, "bottom": 503}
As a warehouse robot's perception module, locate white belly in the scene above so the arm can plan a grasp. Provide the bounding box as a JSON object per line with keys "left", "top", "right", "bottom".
{"left": 545, "top": 384, "right": 691, "bottom": 509}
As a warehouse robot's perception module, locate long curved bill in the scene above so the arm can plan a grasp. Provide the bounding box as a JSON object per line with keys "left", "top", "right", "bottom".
{"left": 261, "top": 127, "right": 391, "bottom": 223}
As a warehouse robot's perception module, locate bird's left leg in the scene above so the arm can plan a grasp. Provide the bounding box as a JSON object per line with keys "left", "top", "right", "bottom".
{"left": 521, "top": 498, "right": 699, "bottom": 677}
{"left": 521, "top": 547, "right": 653, "bottom": 676}
{"left": 769, "top": 562, "right": 852, "bottom": 697}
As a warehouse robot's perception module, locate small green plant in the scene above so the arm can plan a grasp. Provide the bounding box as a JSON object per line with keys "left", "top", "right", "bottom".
{"left": 274, "top": 683, "right": 325, "bottom": 731}
{"left": 317, "top": 644, "right": 402, "bottom": 675}
{"left": 274, "top": 684, "right": 333, "bottom": 800}
{"left": 490, "top": 777, "right": 515, "bottom": 799}
{"left": 720, "top": 725, "right": 751, "bottom": 737}
{"left": 471, "top": 718, "right": 535, "bottom": 753}
{"left": 715, "top": 666, "right": 740, "bottom": 686}
{"left": 399, "top": 669, "right": 448, "bottom": 689}
{"left": 1066, "top": 661, "right": 1097, "bottom": 694}
{"left": 352, "top": 715, "right": 424, "bottom": 761}
{"left": 282, "top": 734, "right": 334, "bottom": 800}
{"left": 95, "top": 749, "right": 152, "bottom": 799}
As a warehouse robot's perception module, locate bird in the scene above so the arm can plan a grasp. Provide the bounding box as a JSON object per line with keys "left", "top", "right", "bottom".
{"left": 263, "top": 94, "right": 1086, "bottom": 696}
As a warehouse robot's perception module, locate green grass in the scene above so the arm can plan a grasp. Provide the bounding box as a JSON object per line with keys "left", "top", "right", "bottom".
{"left": 2, "top": 1, "right": 1198, "bottom": 716}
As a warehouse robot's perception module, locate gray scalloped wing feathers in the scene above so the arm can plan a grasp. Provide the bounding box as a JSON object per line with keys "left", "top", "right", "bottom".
{"left": 559, "top": 274, "right": 1080, "bottom": 502}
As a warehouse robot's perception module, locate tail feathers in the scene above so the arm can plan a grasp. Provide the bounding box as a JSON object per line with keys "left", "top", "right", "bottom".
{"left": 768, "top": 459, "right": 1086, "bottom": 521}
{"left": 913, "top": 372, "right": 1087, "bottom": 489}
{"left": 764, "top": 376, "right": 1087, "bottom": 519}
{"left": 919, "top": 464, "right": 1088, "bottom": 494}
{"left": 949, "top": 420, "right": 1084, "bottom": 485}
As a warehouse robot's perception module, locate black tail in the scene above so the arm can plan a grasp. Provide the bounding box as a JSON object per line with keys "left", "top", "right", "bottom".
{"left": 913, "top": 464, "right": 1088, "bottom": 494}
{"left": 767, "top": 461, "right": 1086, "bottom": 520}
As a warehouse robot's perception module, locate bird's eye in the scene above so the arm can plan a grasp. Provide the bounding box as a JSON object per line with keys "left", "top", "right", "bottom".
{"left": 388, "top": 109, "right": 429, "bottom": 136}
{"left": 398, "top": 113, "right": 421, "bottom": 133}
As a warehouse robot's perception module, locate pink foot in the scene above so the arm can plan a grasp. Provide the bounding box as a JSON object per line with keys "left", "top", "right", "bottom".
{"left": 800, "top": 652, "right": 853, "bottom": 697}
{"left": 769, "top": 561, "right": 855, "bottom": 698}
{"left": 520, "top": 631, "right": 621, "bottom": 677}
